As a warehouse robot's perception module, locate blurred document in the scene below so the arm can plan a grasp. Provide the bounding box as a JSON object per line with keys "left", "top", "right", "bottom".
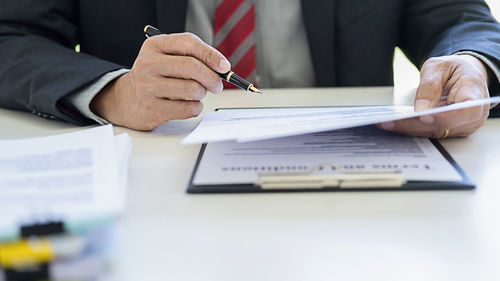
{"left": 183, "top": 97, "right": 500, "bottom": 144}
{"left": 0, "top": 125, "right": 131, "bottom": 240}
{"left": 193, "top": 126, "right": 462, "bottom": 185}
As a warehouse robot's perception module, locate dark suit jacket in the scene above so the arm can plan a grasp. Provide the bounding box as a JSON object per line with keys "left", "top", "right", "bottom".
{"left": 1, "top": 0, "right": 499, "bottom": 124}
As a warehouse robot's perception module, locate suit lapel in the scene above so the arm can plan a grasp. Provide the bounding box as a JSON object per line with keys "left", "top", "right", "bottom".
{"left": 301, "top": 0, "right": 336, "bottom": 86}
{"left": 155, "top": 0, "right": 188, "bottom": 34}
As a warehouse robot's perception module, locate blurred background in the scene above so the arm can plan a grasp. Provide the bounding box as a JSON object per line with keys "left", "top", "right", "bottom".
{"left": 394, "top": 0, "right": 500, "bottom": 101}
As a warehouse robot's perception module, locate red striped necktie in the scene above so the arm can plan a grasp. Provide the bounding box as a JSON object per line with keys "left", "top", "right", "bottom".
{"left": 214, "top": 0, "right": 257, "bottom": 88}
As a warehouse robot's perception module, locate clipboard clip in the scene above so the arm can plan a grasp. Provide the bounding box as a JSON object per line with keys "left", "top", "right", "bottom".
{"left": 256, "top": 163, "right": 406, "bottom": 190}
{"left": 20, "top": 220, "right": 65, "bottom": 238}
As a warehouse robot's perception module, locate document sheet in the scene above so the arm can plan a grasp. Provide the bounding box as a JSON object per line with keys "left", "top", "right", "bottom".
{"left": 193, "top": 126, "right": 462, "bottom": 185}
{"left": 184, "top": 97, "right": 500, "bottom": 144}
{"left": 0, "top": 125, "right": 131, "bottom": 240}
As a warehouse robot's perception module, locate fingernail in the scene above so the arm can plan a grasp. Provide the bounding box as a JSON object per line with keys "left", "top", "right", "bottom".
{"left": 380, "top": 121, "right": 395, "bottom": 130}
{"left": 219, "top": 59, "right": 231, "bottom": 72}
{"left": 420, "top": 115, "right": 434, "bottom": 124}
{"left": 215, "top": 80, "right": 223, "bottom": 94}
{"left": 415, "top": 99, "right": 431, "bottom": 112}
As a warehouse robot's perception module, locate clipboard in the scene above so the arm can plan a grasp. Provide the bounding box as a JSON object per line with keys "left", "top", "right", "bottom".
{"left": 187, "top": 125, "right": 474, "bottom": 193}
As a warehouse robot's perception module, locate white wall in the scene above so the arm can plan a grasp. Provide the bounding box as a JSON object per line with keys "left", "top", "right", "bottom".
{"left": 393, "top": 0, "right": 500, "bottom": 103}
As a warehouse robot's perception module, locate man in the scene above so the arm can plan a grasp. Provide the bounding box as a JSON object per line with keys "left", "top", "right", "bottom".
{"left": 0, "top": 0, "right": 499, "bottom": 139}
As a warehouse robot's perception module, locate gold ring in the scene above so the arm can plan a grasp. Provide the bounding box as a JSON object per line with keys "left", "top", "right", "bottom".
{"left": 440, "top": 129, "right": 450, "bottom": 139}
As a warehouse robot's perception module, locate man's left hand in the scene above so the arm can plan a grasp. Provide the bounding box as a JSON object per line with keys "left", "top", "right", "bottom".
{"left": 379, "top": 54, "right": 490, "bottom": 138}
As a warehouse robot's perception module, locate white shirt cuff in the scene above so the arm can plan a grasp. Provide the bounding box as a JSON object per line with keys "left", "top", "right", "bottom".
{"left": 64, "top": 68, "right": 130, "bottom": 124}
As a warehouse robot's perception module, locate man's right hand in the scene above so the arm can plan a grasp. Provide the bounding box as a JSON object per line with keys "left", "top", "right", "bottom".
{"left": 90, "top": 33, "right": 231, "bottom": 130}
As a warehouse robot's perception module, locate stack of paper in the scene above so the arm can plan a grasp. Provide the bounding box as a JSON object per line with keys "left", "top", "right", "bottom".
{"left": 183, "top": 97, "right": 500, "bottom": 144}
{"left": 0, "top": 125, "right": 131, "bottom": 281}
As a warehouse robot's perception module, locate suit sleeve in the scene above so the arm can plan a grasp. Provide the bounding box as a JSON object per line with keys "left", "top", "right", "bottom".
{"left": 0, "top": 0, "right": 125, "bottom": 125}
{"left": 399, "top": 0, "right": 500, "bottom": 101}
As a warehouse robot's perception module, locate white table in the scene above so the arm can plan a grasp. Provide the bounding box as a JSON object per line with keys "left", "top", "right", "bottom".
{"left": 1, "top": 87, "right": 499, "bottom": 281}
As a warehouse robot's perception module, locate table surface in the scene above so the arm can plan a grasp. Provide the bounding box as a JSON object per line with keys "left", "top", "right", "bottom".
{"left": 1, "top": 87, "right": 499, "bottom": 281}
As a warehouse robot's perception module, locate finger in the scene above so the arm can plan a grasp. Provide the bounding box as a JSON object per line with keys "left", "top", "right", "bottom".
{"left": 130, "top": 94, "right": 204, "bottom": 131}
{"left": 432, "top": 83, "right": 487, "bottom": 127}
{"left": 149, "top": 77, "right": 207, "bottom": 101}
{"left": 378, "top": 109, "right": 487, "bottom": 139}
{"left": 378, "top": 100, "right": 487, "bottom": 138}
{"left": 430, "top": 105, "right": 485, "bottom": 128}
{"left": 447, "top": 110, "right": 488, "bottom": 137}
{"left": 418, "top": 78, "right": 487, "bottom": 127}
{"left": 415, "top": 101, "right": 485, "bottom": 130}
{"left": 378, "top": 117, "right": 447, "bottom": 139}
{"left": 146, "top": 33, "right": 231, "bottom": 73}
{"left": 447, "top": 74, "right": 488, "bottom": 104}
{"left": 161, "top": 99, "right": 204, "bottom": 120}
{"left": 414, "top": 58, "right": 453, "bottom": 112}
{"left": 144, "top": 98, "right": 204, "bottom": 124}
{"left": 378, "top": 121, "right": 456, "bottom": 139}
{"left": 154, "top": 55, "right": 224, "bottom": 94}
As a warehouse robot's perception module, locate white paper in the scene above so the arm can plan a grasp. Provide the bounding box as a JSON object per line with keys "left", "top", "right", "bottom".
{"left": 183, "top": 97, "right": 500, "bottom": 144}
{"left": 0, "top": 125, "right": 131, "bottom": 240}
{"left": 193, "top": 126, "right": 462, "bottom": 185}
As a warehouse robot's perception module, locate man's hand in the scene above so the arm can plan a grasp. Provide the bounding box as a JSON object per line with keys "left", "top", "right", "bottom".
{"left": 379, "top": 54, "right": 490, "bottom": 138}
{"left": 90, "top": 33, "right": 231, "bottom": 130}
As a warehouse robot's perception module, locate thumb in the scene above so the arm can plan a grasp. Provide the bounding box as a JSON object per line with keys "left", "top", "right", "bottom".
{"left": 415, "top": 57, "right": 452, "bottom": 112}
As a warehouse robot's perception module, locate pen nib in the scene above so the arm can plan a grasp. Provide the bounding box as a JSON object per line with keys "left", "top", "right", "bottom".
{"left": 249, "top": 85, "right": 262, "bottom": 94}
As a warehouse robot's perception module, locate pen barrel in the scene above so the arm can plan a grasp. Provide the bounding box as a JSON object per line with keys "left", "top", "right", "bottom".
{"left": 222, "top": 71, "right": 252, "bottom": 91}
{"left": 144, "top": 25, "right": 162, "bottom": 37}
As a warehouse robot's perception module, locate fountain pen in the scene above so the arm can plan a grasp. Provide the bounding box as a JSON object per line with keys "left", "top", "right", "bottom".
{"left": 144, "top": 25, "right": 262, "bottom": 94}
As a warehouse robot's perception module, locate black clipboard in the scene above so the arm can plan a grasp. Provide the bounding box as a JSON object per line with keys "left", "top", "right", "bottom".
{"left": 187, "top": 126, "right": 474, "bottom": 194}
